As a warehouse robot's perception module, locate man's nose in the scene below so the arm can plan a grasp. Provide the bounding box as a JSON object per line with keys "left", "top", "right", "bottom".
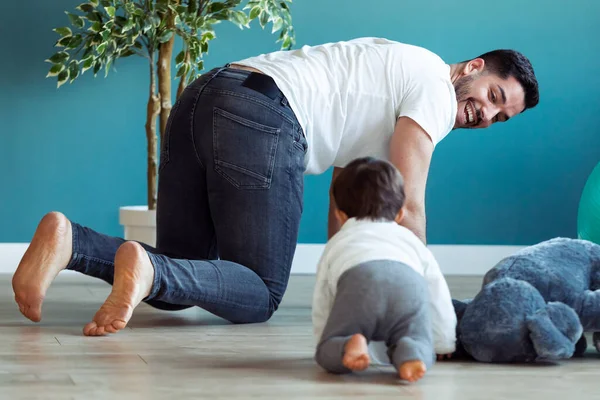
{"left": 481, "top": 104, "right": 499, "bottom": 124}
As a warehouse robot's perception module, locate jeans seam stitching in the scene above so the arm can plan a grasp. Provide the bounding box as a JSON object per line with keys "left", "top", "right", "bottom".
{"left": 203, "top": 88, "right": 296, "bottom": 125}
{"left": 214, "top": 107, "right": 281, "bottom": 134}
{"left": 214, "top": 161, "right": 270, "bottom": 182}
{"left": 191, "top": 67, "right": 230, "bottom": 170}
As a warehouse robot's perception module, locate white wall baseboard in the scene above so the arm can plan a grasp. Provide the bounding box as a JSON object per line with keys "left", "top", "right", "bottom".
{"left": 0, "top": 243, "right": 523, "bottom": 276}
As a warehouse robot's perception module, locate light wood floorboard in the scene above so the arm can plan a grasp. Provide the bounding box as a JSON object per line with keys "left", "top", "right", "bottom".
{"left": 0, "top": 274, "right": 597, "bottom": 399}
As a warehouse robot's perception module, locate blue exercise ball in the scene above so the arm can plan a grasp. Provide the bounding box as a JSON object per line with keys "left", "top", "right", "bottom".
{"left": 577, "top": 162, "right": 600, "bottom": 244}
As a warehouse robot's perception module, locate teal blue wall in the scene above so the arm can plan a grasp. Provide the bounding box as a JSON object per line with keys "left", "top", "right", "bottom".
{"left": 2, "top": 0, "right": 599, "bottom": 245}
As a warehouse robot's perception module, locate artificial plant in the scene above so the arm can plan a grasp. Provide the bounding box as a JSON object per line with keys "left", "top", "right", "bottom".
{"left": 46, "top": 0, "right": 295, "bottom": 209}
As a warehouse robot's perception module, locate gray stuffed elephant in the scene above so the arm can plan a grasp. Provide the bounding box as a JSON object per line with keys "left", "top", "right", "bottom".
{"left": 453, "top": 237, "right": 600, "bottom": 363}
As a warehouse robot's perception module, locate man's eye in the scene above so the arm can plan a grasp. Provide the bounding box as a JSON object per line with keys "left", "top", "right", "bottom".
{"left": 491, "top": 91, "right": 496, "bottom": 102}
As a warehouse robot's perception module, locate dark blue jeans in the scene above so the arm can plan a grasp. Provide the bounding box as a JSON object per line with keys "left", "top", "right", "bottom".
{"left": 66, "top": 66, "right": 308, "bottom": 323}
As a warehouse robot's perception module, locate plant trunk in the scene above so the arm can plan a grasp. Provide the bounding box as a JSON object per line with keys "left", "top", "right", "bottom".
{"left": 146, "top": 54, "right": 160, "bottom": 210}
{"left": 158, "top": 5, "right": 178, "bottom": 142}
{"left": 177, "top": 49, "right": 190, "bottom": 99}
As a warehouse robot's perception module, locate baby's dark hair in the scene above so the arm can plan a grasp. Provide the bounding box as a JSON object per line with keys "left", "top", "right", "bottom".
{"left": 332, "top": 157, "right": 405, "bottom": 221}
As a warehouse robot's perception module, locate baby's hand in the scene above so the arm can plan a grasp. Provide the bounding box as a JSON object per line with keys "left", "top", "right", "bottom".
{"left": 436, "top": 354, "right": 452, "bottom": 361}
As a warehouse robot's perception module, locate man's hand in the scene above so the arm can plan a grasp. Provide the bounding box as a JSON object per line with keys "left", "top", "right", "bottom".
{"left": 328, "top": 167, "right": 344, "bottom": 239}
{"left": 389, "top": 116, "right": 435, "bottom": 244}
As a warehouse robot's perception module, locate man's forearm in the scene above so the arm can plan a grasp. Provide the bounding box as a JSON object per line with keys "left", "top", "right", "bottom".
{"left": 401, "top": 207, "right": 427, "bottom": 244}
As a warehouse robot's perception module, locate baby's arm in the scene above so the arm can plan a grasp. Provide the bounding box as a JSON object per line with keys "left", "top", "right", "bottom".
{"left": 423, "top": 251, "right": 457, "bottom": 355}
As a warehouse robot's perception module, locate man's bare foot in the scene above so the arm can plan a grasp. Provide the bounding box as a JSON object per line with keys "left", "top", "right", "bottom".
{"left": 83, "top": 241, "right": 154, "bottom": 336}
{"left": 12, "top": 212, "right": 73, "bottom": 322}
{"left": 342, "top": 334, "right": 370, "bottom": 371}
{"left": 398, "top": 360, "right": 427, "bottom": 383}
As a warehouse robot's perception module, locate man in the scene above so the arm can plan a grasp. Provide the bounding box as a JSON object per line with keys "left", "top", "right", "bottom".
{"left": 12, "top": 37, "right": 539, "bottom": 335}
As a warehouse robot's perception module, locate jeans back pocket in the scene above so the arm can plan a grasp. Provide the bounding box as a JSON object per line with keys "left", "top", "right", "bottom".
{"left": 213, "top": 107, "right": 280, "bottom": 190}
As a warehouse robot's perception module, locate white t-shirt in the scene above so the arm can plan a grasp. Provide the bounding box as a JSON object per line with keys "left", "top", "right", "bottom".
{"left": 311, "top": 217, "right": 457, "bottom": 362}
{"left": 235, "top": 37, "right": 457, "bottom": 175}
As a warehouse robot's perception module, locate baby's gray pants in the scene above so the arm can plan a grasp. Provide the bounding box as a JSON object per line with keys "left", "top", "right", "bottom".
{"left": 315, "top": 260, "right": 435, "bottom": 374}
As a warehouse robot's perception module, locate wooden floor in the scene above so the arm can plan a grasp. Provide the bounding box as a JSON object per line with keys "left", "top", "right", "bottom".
{"left": 0, "top": 273, "right": 597, "bottom": 400}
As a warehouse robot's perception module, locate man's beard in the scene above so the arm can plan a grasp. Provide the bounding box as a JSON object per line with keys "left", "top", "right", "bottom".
{"left": 453, "top": 74, "right": 476, "bottom": 102}
{"left": 453, "top": 74, "right": 481, "bottom": 128}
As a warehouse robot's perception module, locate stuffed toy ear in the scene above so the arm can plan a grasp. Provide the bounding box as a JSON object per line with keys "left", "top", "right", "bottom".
{"left": 526, "top": 302, "right": 582, "bottom": 360}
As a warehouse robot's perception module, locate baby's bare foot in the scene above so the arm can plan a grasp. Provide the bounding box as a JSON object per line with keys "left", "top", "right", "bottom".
{"left": 399, "top": 360, "right": 427, "bottom": 382}
{"left": 342, "top": 334, "right": 370, "bottom": 371}
{"left": 12, "top": 212, "right": 72, "bottom": 322}
{"left": 83, "top": 241, "right": 154, "bottom": 336}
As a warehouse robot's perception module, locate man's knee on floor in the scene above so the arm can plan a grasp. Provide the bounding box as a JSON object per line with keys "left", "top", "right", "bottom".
{"left": 226, "top": 294, "right": 281, "bottom": 324}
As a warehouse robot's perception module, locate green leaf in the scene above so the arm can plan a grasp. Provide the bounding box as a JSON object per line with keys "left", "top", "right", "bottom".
{"left": 53, "top": 27, "right": 73, "bottom": 37}
{"left": 93, "top": 60, "right": 102, "bottom": 76}
{"left": 120, "top": 48, "right": 136, "bottom": 57}
{"left": 55, "top": 36, "right": 71, "bottom": 48}
{"left": 201, "top": 41, "right": 208, "bottom": 53}
{"left": 101, "top": 29, "right": 111, "bottom": 41}
{"left": 69, "top": 60, "right": 79, "bottom": 82}
{"left": 77, "top": 3, "right": 96, "bottom": 13}
{"left": 158, "top": 30, "right": 173, "bottom": 43}
{"left": 57, "top": 70, "right": 69, "bottom": 88}
{"left": 46, "top": 51, "right": 70, "bottom": 64}
{"left": 201, "top": 31, "right": 215, "bottom": 42}
{"left": 271, "top": 17, "right": 283, "bottom": 33}
{"left": 81, "top": 55, "right": 94, "bottom": 73}
{"left": 66, "top": 12, "right": 85, "bottom": 29}
{"left": 89, "top": 21, "right": 103, "bottom": 32}
{"left": 122, "top": 19, "right": 135, "bottom": 32}
{"left": 104, "top": 20, "right": 115, "bottom": 30}
{"left": 133, "top": 7, "right": 145, "bottom": 17}
{"left": 46, "top": 63, "right": 65, "bottom": 78}
{"left": 176, "top": 64, "right": 187, "bottom": 78}
{"left": 104, "top": 57, "right": 113, "bottom": 77}
{"left": 212, "top": 10, "right": 229, "bottom": 21}
{"left": 142, "top": 18, "right": 153, "bottom": 33}
{"left": 90, "top": 0, "right": 99, "bottom": 6}
{"left": 68, "top": 34, "right": 83, "bottom": 50}
{"left": 188, "top": 0, "right": 198, "bottom": 13}
{"left": 249, "top": 6, "right": 261, "bottom": 20}
{"left": 175, "top": 50, "right": 185, "bottom": 64}
{"left": 86, "top": 11, "right": 102, "bottom": 22}
{"left": 97, "top": 42, "right": 107, "bottom": 55}
{"left": 282, "top": 36, "right": 292, "bottom": 49}
{"left": 105, "top": 6, "right": 116, "bottom": 18}
{"left": 197, "top": 59, "right": 204, "bottom": 72}
{"left": 259, "top": 10, "right": 269, "bottom": 28}
{"left": 83, "top": 46, "right": 94, "bottom": 58}
{"left": 233, "top": 10, "right": 249, "bottom": 28}
{"left": 208, "top": 2, "right": 226, "bottom": 13}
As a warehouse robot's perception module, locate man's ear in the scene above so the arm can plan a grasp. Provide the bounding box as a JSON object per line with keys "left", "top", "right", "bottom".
{"left": 462, "top": 57, "right": 485, "bottom": 76}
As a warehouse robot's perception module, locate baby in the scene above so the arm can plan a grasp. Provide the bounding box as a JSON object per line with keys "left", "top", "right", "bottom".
{"left": 312, "top": 157, "right": 457, "bottom": 382}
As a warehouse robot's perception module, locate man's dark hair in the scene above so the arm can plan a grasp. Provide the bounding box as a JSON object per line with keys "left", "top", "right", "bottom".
{"left": 475, "top": 49, "right": 539, "bottom": 111}
{"left": 332, "top": 157, "right": 405, "bottom": 221}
